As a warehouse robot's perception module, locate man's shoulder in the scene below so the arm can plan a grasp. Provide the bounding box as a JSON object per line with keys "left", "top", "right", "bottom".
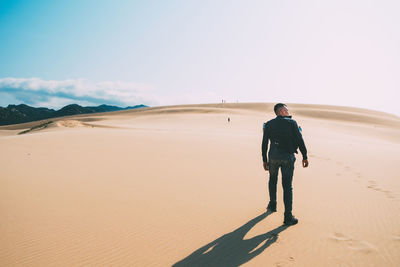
{"left": 263, "top": 118, "right": 276, "bottom": 129}
{"left": 268, "top": 116, "right": 297, "bottom": 123}
{"left": 281, "top": 116, "right": 298, "bottom": 125}
{"left": 264, "top": 116, "right": 298, "bottom": 129}
{"left": 266, "top": 116, "right": 279, "bottom": 123}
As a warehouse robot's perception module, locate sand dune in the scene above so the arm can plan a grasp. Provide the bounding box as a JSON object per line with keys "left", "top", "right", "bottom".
{"left": 1, "top": 103, "right": 399, "bottom": 266}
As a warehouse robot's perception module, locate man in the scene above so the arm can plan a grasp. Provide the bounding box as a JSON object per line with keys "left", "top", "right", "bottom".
{"left": 261, "top": 103, "right": 309, "bottom": 225}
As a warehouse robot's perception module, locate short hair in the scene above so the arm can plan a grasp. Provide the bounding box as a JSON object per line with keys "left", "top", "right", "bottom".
{"left": 274, "top": 103, "right": 286, "bottom": 115}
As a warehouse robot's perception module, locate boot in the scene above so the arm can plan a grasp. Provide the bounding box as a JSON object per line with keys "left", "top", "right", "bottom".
{"left": 283, "top": 214, "right": 298, "bottom": 225}
{"left": 267, "top": 201, "right": 277, "bottom": 212}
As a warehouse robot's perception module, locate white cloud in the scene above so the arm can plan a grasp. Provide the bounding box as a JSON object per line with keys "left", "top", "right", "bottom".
{"left": 0, "top": 77, "right": 158, "bottom": 108}
{"left": 34, "top": 97, "right": 97, "bottom": 110}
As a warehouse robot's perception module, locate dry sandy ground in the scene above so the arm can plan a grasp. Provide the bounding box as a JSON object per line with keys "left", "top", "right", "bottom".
{"left": 1, "top": 103, "right": 399, "bottom": 266}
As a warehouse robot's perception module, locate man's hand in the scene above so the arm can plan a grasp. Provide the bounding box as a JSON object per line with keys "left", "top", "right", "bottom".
{"left": 263, "top": 162, "right": 269, "bottom": 171}
{"left": 302, "top": 159, "right": 309, "bottom": 168}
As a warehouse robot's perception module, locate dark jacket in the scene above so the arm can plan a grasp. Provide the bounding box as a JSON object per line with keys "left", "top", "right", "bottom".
{"left": 262, "top": 115, "right": 308, "bottom": 162}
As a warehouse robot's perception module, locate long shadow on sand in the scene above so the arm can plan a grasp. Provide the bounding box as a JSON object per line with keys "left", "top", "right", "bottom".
{"left": 173, "top": 211, "right": 289, "bottom": 267}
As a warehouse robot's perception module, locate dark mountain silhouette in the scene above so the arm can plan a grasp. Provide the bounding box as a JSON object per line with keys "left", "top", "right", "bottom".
{"left": 0, "top": 103, "right": 148, "bottom": 126}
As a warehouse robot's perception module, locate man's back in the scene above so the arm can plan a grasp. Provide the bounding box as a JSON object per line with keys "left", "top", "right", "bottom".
{"left": 262, "top": 115, "right": 307, "bottom": 161}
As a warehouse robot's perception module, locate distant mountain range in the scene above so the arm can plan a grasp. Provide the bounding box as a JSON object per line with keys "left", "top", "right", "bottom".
{"left": 0, "top": 103, "right": 148, "bottom": 126}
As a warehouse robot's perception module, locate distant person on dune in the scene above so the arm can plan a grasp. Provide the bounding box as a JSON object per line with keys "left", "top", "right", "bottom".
{"left": 261, "top": 103, "right": 309, "bottom": 225}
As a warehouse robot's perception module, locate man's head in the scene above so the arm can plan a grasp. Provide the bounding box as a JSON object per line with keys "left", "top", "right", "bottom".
{"left": 274, "top": 103, "right": 289, "bottom": 116}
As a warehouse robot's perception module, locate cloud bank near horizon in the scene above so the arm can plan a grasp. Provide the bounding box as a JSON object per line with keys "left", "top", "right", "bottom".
{"left": 0, "top": 77, "right": 158, "bottom": 109}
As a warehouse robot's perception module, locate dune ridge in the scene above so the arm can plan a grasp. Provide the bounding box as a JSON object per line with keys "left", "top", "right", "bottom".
{"left": 1, "top": 103, "right": 399, "bottom": 132}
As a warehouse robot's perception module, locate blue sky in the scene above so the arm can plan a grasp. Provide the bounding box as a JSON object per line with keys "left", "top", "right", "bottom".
{"left": 0, "top": 0, "right": 399, "bottom": 115}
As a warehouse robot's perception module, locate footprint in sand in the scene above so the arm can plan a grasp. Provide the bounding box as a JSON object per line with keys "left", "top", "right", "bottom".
{"left": 353, "top": 174, "right": 362, "bottom": 182}
{"left": 366, "top": 180, "right": 380, "bottom": 191}
{"left": 348, "top": 171, "right": 396, "bottom": 200}
{"left": 383, "top": 190, "right": 395, "bottom": 199}
{"left": 329, "top": 232, "right": 376, "bottom": 254}
{"left": 347, "top": 240, "right": 377, "bottom": 254}
{"left": 274, "top": 257, "right": 295, "bottom": 267}
{"left": 365, "top": 180, "right": 396, "bottom": 199}
{"left": 330, "top": 232, "right": 351, "bottom": 242}
{"left": 367, "top": 184, "right": 381, "bottom": 192}
{"left": 309, "top": 154, "right": 330, "bottom": 161}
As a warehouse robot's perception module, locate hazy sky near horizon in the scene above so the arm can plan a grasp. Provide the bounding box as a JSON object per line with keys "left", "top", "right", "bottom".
{"left": 0, "top": 0, "right": 399, "bottom": 115}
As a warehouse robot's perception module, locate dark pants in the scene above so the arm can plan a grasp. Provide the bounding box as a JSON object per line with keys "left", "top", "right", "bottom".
{"left": 268, "top": 157, "right": 295, "bottom": 216}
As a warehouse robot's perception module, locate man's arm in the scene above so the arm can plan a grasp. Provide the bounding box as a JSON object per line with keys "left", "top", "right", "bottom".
{"left": 293, "top": 121, "right": 309, "bottom": 167}
{"left": 262, "top": 122, "right": 269, "bottom": 170}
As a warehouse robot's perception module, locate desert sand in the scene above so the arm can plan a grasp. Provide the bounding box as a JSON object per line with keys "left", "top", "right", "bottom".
{"left": 1, "top": 103, "right": 400, "bottom": 266}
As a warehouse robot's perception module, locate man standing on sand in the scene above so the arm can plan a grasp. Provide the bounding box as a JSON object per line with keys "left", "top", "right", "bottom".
{"left": 262, "top": 103, "right": 309, "bottom": 225}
